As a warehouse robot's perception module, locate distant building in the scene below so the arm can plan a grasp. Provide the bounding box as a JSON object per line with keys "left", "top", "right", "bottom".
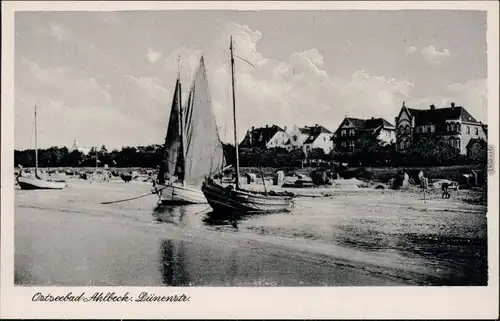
{"left": 285, "top": 124, "right": 334, "bottom": 154}
{"left": 69, "top": 140, "right": 92, "bottom": 155}
{"left": 333, "top": 117, "right": 396, "bottom": 152}
{"left": 395, "top": 101, "right": 487, "bottom": 155}
{"left": 239, "top": 125, "right": 289, "bottom": 149}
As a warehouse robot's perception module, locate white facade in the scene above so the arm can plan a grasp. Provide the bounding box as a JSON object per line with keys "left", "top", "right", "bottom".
{"left": 265, "top": 131, "right": 290, "bottom": 149}
{"left": 303, "top": 132, "right": 334, "bottom": 154}
{"left": 285, "top": 124, "right": 333, "bottom": 154}
{"left": 378, "top": 127, "right": 397, "bottom": 144}
{"left": 286, "top": 125, "right": 310, "bottom": 150}
{"left": 69, "top": 140, "right": 92, "bottom": 155}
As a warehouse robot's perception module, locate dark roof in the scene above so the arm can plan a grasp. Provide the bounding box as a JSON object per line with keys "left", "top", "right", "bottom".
{"left": 335, "top": 117, "right": 394, "bottom": 135}
{"left": 406, "top": 105, "right": 480, "bottom": 125}
{"left": 466, "top": 138, "right": 487, "bottom": 149}
{"left": 482, "top": 124, "right": 488, "bottom": 137}
{"left": 239, "top": 125, "right": 284, "bottom": 148}
{"left": 302, "top": 125, "right": 332, "bottom": 144}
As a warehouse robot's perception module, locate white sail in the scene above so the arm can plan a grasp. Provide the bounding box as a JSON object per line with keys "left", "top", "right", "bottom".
{"left": 182, "top": 57, "right": 225, "bottom": 186}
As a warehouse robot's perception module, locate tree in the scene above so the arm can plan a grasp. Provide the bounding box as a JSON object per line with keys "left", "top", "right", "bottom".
{"left": 407, "top": 136, "right": 460, "bottom": 166}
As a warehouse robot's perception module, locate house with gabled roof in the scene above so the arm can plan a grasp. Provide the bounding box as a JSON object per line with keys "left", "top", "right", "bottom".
{"left": 395, "top": 101, "right": 487, "bottom": 155}
{"left": 332, "top": 116, "right": 396, "bottom": 152}
{"left": 239, "top": 125, "right": 289, "bottom": 149}
{"left": 285, "top": 124, "right": 334, "bottom": 154}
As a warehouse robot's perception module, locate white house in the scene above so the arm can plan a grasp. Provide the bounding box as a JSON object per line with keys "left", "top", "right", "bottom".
{"left": 239, "top": 125, "right": 289, "bottom": 149}
{"left": 285, "top": 124, "right": 334, "bottom": 154}
{"left": 69, "top": 140, "right": 93, "bottom": 155}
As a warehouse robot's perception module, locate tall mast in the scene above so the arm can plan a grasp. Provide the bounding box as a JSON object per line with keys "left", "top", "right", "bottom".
{"left": 178, "top": 55, "right": 186, "bottom": 187}
{"left": 230, "top": 36, "right": 240, "bottom": 190}
{"left": 34, "top": 105, "right": 38, "bottom": 176}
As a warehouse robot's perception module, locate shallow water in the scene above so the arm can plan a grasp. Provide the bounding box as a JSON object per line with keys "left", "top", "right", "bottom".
{"left": 14, "top": 178, "right": 487, "bottom": 286}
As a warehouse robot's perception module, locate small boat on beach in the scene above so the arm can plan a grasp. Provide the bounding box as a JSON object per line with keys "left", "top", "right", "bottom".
{"left": 201, "top": 37, "right": 294, "bottom": 217}
{"left": 155, "top": 57, "right": 225, "bottom": 205}
{"left": 17, "top": 176, "right": 66, "bottom": 190}
{"left": 16, "top": 105, "right": 66, "bottom": 190}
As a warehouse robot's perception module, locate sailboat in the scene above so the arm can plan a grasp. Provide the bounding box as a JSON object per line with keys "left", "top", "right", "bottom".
{"left": 155, "top": 57, "right": 225, "bottom": 205}
{"left": 201, "top": 37, "right": 294, "bottom": 217}
{"left": 17, "top": 105, "right": 66, "bottom": 190}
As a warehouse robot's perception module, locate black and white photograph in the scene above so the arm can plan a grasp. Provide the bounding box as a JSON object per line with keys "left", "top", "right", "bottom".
{"left": 1, "top": 1, "right": 498, "bottom": 319}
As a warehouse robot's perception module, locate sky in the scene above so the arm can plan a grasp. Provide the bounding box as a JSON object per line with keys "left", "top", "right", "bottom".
{"left": 14, "top": 10, "right": 487, "bottom": 150}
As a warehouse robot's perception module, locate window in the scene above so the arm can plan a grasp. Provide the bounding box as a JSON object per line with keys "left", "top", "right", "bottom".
{"left": 422, "top": 126, "right": 427, "bottom": 133}
{"left": 293, "top": 135, "right": 298, "bottom": 141}
{"left": 341, "top": 130, "right": 346, "bottom": 137}
{"left": 430, "top": 125, "right": 435, "bottom": 133}
{"left": 349, "top": 129, "right": 355, "bottom": 136}
{"left": 456, "top": 139, "right": 461, "bottom": 150}
{"left": 467, "top": 126, "right": 470, "bottom": 134}
{"left": 349, "top": 141, "right": 355, "bottom": 152}
{"left": 475, "top": 127, "right": 479, "bottom": 135}
{"left": 415, "top": 126, "right": 419, "bottom": 133}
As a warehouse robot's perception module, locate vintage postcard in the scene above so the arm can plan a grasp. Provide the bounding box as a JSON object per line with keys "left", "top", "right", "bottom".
{"left": 1, "top": 1, "right": 498, "bottom": 319}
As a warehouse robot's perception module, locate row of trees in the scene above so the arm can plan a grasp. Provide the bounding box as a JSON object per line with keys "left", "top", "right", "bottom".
{"left": 14, "top": 135, "right": 487, "bottom": 169}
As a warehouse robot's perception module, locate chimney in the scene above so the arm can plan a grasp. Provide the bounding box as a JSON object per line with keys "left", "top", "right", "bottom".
{"left": 451, "top": 102, "right": 455, "bottom": 108}
{"left": 266, "top": 124, "right": 268, "bottom": 128}
{"left": 315, "top": 124, "right": 318, "bottom": 128}
{"left": 284, "top": 125, "right": 287, "bottom": 132}
{"left": 249, "top": 129, "right": 253, "bottom": 145}
{"left": 252, "top": 126, "right": 255, "bottom": 131}
{"left": 371, "top": 117, "right": 374, "bottom": 120}
{"left": 430, "top": 104, "right": 436, "bottom": 110}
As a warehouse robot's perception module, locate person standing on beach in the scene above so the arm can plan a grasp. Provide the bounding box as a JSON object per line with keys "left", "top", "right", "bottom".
{"left": 441, "top": 182, "right": 451, "bottom": 199}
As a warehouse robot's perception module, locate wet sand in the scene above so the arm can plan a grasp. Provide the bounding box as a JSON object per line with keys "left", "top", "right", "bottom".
{"left": 14, "top": 178, "right": 487, "bottom": 286}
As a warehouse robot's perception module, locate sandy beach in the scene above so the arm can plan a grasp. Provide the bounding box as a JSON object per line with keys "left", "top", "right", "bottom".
{"left": 14, "top": 177, "right": 487, "bottom": 286}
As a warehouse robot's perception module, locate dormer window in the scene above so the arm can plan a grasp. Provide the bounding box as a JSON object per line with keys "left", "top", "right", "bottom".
{"left": 466, "top": 126, "right": 470, "bottom": 134}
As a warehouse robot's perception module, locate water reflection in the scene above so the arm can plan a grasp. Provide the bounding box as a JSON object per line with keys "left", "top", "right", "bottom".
{"left": 202, "top": 212, "right": 239, "bottom": 229}
{"left": 160, "top": 239, "right": 191, "bottom": 286}
{"left": 152, "top": 204, "right": 187, "bottom": 226}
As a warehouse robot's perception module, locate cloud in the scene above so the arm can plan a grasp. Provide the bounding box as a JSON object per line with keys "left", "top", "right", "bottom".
{"left": 15, "top": 57, "right": 169, "bottom": 149}
{"left": 411, "top": 78, "right": 487, "bottom": 122}
{"left": 146, "top": 47, "right": 162, "bottom": 64}
{"left": 405, "top": 46, "right": 417, "bottom": 55}
{"left": 18, "top": 21, "right": 474, "bottom": 150}
{"left": 420, "top": 45, "right": 451, "bottom": 64}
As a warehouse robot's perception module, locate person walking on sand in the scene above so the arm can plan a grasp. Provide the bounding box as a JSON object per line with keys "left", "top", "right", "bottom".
{"left": 441, "top": 182, "right": 451, "bottom": 199}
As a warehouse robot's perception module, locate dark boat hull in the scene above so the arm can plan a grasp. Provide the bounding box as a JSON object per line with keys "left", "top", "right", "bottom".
{"left": 201, "top": 178, "right": 293, "bottom": 218}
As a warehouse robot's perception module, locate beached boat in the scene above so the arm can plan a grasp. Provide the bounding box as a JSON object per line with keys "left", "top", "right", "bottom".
{"left": 201, "top": 37, "right": 294, "bottom": 217}
{"left": 16, "top": 105, "right": 66, "bottom": 190}
{"left": 155, "top": 57, "right": 225, "bottom": 205}
{"left": 17, "top": 176, "right": 66, "bottom": 190}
